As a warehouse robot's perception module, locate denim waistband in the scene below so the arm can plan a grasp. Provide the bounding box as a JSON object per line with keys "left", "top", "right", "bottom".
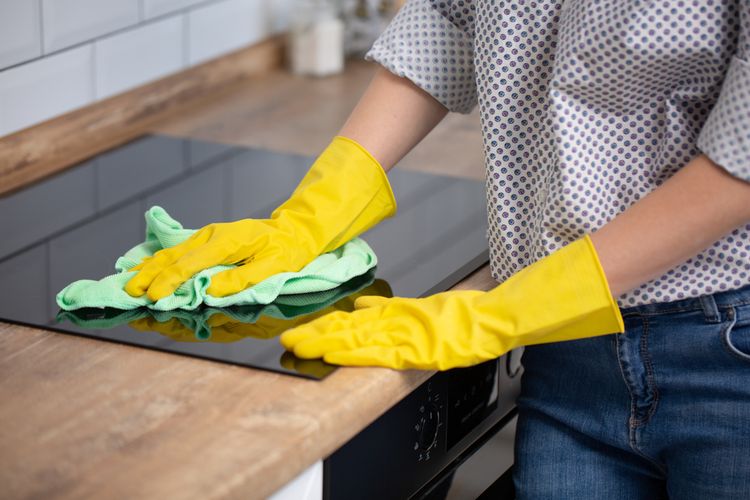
{"left": 620, "top": 284, "right": 750, "bottom": 322}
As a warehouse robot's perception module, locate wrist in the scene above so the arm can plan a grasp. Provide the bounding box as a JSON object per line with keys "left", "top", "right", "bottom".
{"left": 269, "top": 135, "right": 398, "bottom": 256}
{"left": 332, "top": 135, "right": 398, "bottom": 218}
{"left": 479, "top": 236, "right": 624, "bottom": 345}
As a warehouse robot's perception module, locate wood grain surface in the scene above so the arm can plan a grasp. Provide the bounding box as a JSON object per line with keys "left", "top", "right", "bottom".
{"left": 0, "top": 57, "right": 489, "bottom": 499}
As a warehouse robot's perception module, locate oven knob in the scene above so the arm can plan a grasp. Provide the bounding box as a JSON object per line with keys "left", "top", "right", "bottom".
{"left": 415, "top": 403, "right": 440, "bottom": 452}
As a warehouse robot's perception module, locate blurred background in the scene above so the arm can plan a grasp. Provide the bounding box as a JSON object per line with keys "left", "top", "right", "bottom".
{"left": 0, "top": 0, "right": 481, "bottom": 194}
{"left": 0, "top": 0, "right": 410, "bottom": 136}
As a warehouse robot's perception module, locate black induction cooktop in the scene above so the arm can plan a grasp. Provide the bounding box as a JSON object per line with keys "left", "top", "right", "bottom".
{"left": 0, "top": 135, "right": 489, "bottom": 379}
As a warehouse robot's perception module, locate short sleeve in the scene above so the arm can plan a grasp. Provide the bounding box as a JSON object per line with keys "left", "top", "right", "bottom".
{"left": 365, "top": 0, "right": 477, "bottom": 114}
{"left": 697, "top": 2, "right": 750, "bottom": 182}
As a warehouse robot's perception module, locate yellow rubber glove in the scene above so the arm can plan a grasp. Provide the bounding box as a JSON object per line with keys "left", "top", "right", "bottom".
{"left": 279, "top": 352, "right": 340, "bottom": 379}
{"left": 124, "top": 136, "right": 396, "bottom": 301}
{"left": 280, "top": 236, "right": 624, "bottom": 370}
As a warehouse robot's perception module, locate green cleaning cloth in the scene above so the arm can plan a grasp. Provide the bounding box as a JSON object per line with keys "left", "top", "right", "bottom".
{"left": 56, "top": 270, "right": 378, "bottom": 336}
{"left": 56, "top": 206, "right": 378, "bottom": 312}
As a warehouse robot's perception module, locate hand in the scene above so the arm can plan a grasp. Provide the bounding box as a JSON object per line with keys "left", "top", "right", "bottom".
{"left": 124, "top": 136, "right": 396, "bottom": 301}
{"left": 280, "top": 291, "right": 495, "bottom": 369}
{"left": 281, "top": 236, "right": 625, "bottom": 370}
{"left": 124, "top": 218, "right": 303, "bottom": 301}
{"left": 279, "top": 351, "right": 337, "bottom": 378}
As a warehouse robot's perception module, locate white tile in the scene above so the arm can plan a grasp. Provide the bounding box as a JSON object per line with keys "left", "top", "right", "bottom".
{"left": 187, "top": 0, "right": 269, "bottom": 66}
{"left": 95, "top": 16, "right": 184, "bottom": 99}
{"left": 0, "top": 0, "right": 42, "bottom": 69}
{"left": 42, "top": 0, "right": 139, "bottom": 53}
{"left": 143, "top": 0, "right": 205, "bottom": 19}
{"left": 0, "top": 44, "right": 94, "bottom": 136}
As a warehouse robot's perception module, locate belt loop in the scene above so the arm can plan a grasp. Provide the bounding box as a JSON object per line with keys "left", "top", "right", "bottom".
{"left": 699, "top": 294, "right": 721, "bottom": 323}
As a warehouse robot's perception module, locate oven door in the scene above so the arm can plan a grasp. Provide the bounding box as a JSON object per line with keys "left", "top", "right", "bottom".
{"left": 414, "top": 413, "right": 517, "bottom": 499}
{"left": 324, "top": 351, "right": 523, "bottom": 500}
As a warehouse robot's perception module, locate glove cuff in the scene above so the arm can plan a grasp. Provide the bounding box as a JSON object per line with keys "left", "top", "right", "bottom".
{"left": 333, "top": 135, "right": 398, "bottom": 219}
{"left": 271, "top": 135, "right": 398, "bottom": 255}
{"left": 581, "top": 234, "right": 625, "bottom": 333}
{"left": 478, "top": 236, "right": 624, "bottom": 349}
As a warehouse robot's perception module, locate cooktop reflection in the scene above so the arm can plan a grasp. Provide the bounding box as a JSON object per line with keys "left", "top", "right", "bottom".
{"left": 0, "top": 135, "right": 488, "bottom": 379}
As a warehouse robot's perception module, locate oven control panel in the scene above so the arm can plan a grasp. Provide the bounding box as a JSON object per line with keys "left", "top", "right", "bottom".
{"left": 413, "top": 384, "right": 443, "bottom": 461}
{"left": 324, "top": 355, "right": 521, "bottom": 500}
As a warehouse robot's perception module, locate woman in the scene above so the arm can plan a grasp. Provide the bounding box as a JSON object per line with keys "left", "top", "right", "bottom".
{"left": 126, "top": 1, "right": 750, "bottom": 497}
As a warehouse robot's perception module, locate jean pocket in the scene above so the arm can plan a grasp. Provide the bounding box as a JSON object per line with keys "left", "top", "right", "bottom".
{"left": 723, "top": 307, "right": 750, "bottom": 362}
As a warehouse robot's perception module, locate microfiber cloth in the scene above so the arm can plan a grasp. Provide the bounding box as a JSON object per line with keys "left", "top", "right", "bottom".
{"left": 56, "top": 270, "right": 379, "bottom": 342}
{"left": 56, "top": 206, "right": 378, "bottom": 312}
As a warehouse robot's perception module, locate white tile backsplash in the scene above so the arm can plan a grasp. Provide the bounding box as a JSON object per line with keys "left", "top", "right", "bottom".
{"left": 0, "top": 45, "right": 94, "bottom": 136}
{"left": 187, "top": 0, "right": 267, "bottom": 66}
{"left": 0, "top": 0, "right": 42, "bottom": 69}
{"left": 0, "top": 0, "right": 283, "bottom": 137}
{"left": 42, "top": 0, "right": 140, "bottom": 53}
{"left": 143, "top": 0, "right": 205, "bottom": 19}
{"left": 95, "top": 16, "right": 184, "bottom": 99}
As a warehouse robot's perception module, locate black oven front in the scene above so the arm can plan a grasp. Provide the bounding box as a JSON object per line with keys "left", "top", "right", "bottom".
{"left": 324, "top": 352, "right": 522, "bottom": 499}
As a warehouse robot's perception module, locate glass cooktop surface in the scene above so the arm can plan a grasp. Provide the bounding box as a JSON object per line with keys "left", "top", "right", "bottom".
{"left": 0, "top": 135, "right": 489, "bottom": 379}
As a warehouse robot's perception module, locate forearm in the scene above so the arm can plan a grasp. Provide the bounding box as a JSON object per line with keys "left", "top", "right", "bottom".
{"left": 591, "top": 154, "right": 750, "bottom": 297}
{"left": 339, "top": 67, "right": 449, "bottom": 171}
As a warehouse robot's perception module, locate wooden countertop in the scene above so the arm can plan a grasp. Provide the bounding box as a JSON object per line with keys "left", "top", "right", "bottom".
{"left": 0, "top": 60, "right": 490, "bottom": 499}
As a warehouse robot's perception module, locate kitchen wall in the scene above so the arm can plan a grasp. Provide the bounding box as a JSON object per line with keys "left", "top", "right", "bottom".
{"left": 0, "top": 0, "right": 292, "bottom": 138}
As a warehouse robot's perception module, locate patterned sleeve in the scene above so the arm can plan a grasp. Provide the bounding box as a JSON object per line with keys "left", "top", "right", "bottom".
{"left": 365, "top": 0, "right": 477, "bottom": 114}
{"left": 697, "top": 2, "right": 750, "bottom": 182}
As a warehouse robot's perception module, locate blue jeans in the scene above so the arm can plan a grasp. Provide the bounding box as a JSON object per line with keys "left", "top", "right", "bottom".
{"left": 513, "top": 285, "right": 750, "bottom": 499}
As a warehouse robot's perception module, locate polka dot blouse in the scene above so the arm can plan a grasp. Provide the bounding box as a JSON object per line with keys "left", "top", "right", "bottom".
{"left": 367, "top": 0, "right": 750, "bottom": 307}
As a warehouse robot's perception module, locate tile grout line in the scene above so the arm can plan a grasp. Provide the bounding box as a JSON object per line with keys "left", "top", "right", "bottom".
{"left": 0, "top": 1, "right": 220, "bottom": 73}
{"left": 37, "top": 0, "right": 45, "bottom": 56}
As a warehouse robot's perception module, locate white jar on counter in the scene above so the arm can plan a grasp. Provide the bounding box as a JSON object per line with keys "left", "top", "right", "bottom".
{"left": 289, "top": 0, "right": 345, "bottom": 77}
